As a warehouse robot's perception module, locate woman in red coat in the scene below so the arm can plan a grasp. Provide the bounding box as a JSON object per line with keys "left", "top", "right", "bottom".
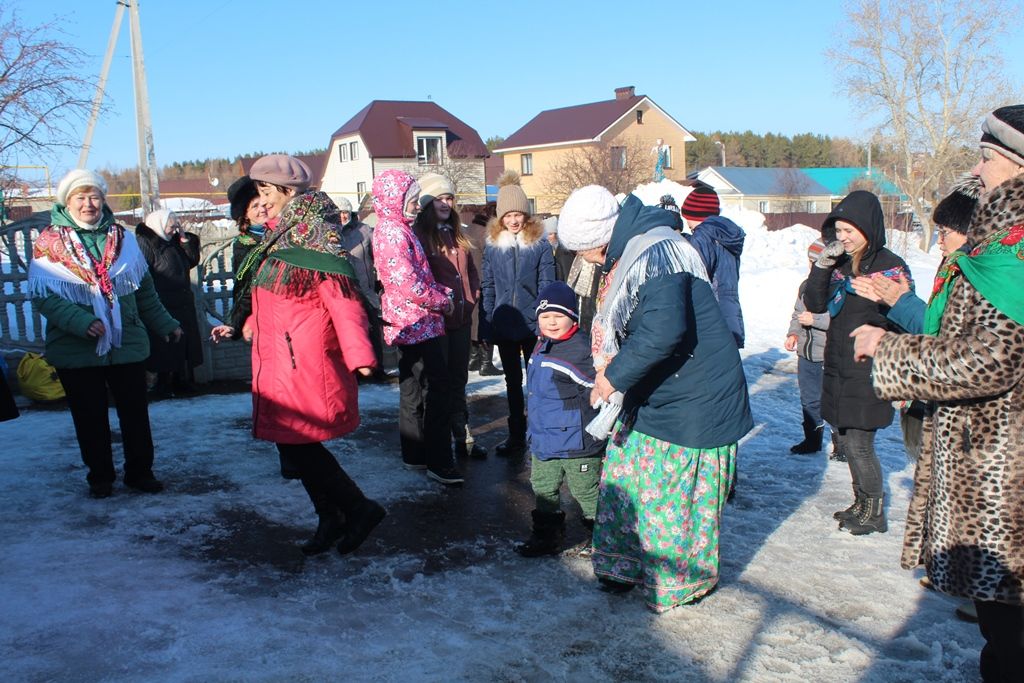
{"left": 246, "top": 154, "right": 384, "bottom": 556}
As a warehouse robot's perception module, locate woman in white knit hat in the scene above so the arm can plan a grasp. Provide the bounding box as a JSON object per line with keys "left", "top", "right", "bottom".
{"left": 480, "top": 171, "right": 555, "bottom": 456}
{"left": 29, "top": 169, "right": 182, "bottom": 498}
{"left": 557, "top": 185, "right": 752, "bottom": 612}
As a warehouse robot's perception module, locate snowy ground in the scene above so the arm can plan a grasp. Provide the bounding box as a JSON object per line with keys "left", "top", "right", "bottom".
{"left": 0, "top": 197, "right": 985, "bottom": 682}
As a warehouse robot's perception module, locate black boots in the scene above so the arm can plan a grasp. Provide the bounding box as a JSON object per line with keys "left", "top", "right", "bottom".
{"left": 455, "top": 441, "right": 488, "bottom": 459}
{"left": 478, "top": 342, "right": 502, "bottom": 376}
{"left": 301, "top": 507, "right": 346, "bottom": 556}
{"left": 336, "top": 498, "right": 387, "bottom": 555}
{"left": 496, "top": 418, "right": 527, "bottom": 457}
{"left": 833, "top": 488, "right": 866, "bottom": 522}
{"left": 516, "top": 510, "right": 566, "bottom": 557}
{"left": 829, "top": 432, "right": 847, "bottom": 462}
{"left": 841, "top": 495, "right": 887, "bottom": 535}
{"left": 467, "top": 344, "right": 483, "bottom": 372}
{"left": 790, "top": 412, "right": 824, "bottom": 454}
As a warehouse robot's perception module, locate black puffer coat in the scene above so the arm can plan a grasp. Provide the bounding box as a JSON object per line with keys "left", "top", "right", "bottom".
{"left": 136, "top": 223, "right": 203, "bottom": 371}
{"left": 804, "top": 191, "right": 910, "bottom": 431}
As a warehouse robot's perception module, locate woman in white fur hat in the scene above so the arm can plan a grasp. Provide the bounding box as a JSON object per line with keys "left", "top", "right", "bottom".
{"left": 29, "top": 169, "right": 182, "bottom": 498}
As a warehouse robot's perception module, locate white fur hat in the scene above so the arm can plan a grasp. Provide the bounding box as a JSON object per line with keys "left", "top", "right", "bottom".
{"left": 556, "top": 185, "right": 620, "bottom": 252}
{"left": 56, "top": 169, "right": 108, "bottom": 206}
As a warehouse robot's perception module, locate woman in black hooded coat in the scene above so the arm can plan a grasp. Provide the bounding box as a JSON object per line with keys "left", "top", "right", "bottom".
{"left": 804, "top": 190, "right": 912, "bottom": 536}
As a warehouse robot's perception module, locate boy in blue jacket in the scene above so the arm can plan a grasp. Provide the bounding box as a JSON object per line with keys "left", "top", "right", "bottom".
{"left": 517, "top": 282, "right": 606, "bottom": 557}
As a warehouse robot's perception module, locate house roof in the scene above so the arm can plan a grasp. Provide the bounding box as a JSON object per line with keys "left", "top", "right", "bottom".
{"left": 494, "top": 92, "right": 694, "bottom": 152}
{"left": 331, "top": 100, "right": 488, "bottom": 159}
{"left": 158, "top": 178, "right": 229, "bottom": 200}
{"left": 800, "top": 167, "right": 902, "bottom": 196}
{"left": 703, "top": 167, "right": 832, "bottom": 197}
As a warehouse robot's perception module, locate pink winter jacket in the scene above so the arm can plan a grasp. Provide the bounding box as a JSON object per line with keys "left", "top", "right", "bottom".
{"left": 371, "top": 170, "right": 451, "bottom": 346}
{"left": 250, "top": 278, "right": 376, "bottom": 444}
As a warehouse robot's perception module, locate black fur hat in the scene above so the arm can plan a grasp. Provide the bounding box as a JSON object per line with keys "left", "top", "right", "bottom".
{"left": 932, "top": 173, "right": 982, "bottom": 235}
{"left": 227, "top": 176, "right": 258, "bottom": 224}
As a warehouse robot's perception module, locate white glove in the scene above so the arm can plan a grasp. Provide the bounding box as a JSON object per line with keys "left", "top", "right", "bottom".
{"left": 814, "top": 240, "right": 846, "bottom": 269}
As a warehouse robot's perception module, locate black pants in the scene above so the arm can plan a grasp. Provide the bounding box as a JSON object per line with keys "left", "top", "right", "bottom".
{"left": 446, "top": 325, "right": 472, "bottom": 442}
{"left": 56, "top": 362, "right": 155, "bottom": 485}
{"left": 496, "top": 336, "right": 536, "bottom": 439}
{"left": 397, "top": 335, "right": 452, "bottom": 469}
{"left": 837, "top": 428, "right": 883, "bottom": 497}
{"left": 975, "top": 600, "right": 1024, "bottom": 682}
{"left": 276, "top": 442, "right": 365, "bottom": 517}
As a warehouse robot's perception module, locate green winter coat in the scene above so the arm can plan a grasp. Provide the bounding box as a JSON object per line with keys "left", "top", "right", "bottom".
{"left": 34, "top": 226, "right": 180, "bottom": 369}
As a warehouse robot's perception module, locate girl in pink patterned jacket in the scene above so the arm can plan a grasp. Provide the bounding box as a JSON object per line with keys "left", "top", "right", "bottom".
{"left": 370, "top": 170, "right": 463, "bottom": 485}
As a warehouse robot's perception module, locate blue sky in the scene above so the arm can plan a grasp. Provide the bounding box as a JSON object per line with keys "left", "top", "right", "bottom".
{"left": 7, "top": 0, "right": 1024, "bottom": 179}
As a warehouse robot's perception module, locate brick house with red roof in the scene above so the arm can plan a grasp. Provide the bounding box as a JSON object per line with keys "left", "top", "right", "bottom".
{"left": 319, "top": 101, "right": 488, "bottom": 210}
{"left": 493, "top": 87, "right": 696, "bottom": 213}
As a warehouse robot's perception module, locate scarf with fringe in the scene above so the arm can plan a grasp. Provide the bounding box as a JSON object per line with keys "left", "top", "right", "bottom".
{"left": 249, "top": 191, "right": 360, "bottom": 300}
{"left": 28, "top": 205, "right": 149, "bottom": 355}
{"left": 586, "top": 226, "right": 710, "bottom": 439}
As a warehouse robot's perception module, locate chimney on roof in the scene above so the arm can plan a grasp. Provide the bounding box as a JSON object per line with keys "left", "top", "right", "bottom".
{"left": 615, "top": 86, "right": 635, "bottom": 100}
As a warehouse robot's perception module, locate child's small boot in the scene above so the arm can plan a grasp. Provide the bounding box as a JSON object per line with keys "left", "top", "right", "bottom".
{"left": 516, "top": 510, "right": 565, "bottom": 557}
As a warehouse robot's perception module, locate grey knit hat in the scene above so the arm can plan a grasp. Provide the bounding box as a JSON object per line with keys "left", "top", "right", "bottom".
{"left": 980, "top": 105, "right": 1024, "bottom": 167}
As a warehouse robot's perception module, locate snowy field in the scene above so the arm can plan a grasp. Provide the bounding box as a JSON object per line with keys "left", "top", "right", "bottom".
{"left": 1, "top": 186, "right": 985, "bottom": 682}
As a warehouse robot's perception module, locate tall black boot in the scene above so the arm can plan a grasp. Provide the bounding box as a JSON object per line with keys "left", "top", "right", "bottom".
{"left": 323, "top": 467, "right": 386, "bottom": 555}
{"left": 299, "top": 482, "right": 345, "bottom": 556}
{"left": 790, "top": 411, "right": 824, "bottom": 454}
{"left": 516, "top": 510, "right": 566, "bottom": 557}
{"left": 478, "top": 342, "right": 502, "bottom": 376}
{"left": 467, "top": 343, "right": 483, "bottom": 372}
{"left": 829, "top": 431, "right": 846, "bottom": 462}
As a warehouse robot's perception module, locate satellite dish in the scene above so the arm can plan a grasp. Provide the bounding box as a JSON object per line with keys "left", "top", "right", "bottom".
{"left": 209, "top": 176, "right": 220, "bottom": 187}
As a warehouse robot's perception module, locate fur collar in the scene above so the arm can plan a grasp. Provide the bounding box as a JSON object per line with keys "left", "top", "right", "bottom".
{"left": 485, "top": 215, "right": 543, "bottom": 247}
{"left": 970, "top": 173, "right": 1024, "bottom": 245}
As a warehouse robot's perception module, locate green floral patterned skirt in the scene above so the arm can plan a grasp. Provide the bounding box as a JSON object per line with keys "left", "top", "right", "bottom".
{"left": 592, "top": 424, "right": 736, "bottom": 612}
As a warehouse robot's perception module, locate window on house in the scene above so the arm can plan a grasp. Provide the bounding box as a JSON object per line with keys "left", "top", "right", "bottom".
{"left": 610, "top": 146, "right": 627, "bottom": 170}
{"left": 636, "top": 110, "right": 645, "bottom": 124}
{"left": 527, "top": 198, "right": 536, "bottom": 215}
{"left": 338, "top": 144, "right": 348, "bottom": 162}
{"left": 521, "top": 153, "right": 533, "bottom": 176}
{"left": 806, "top": 201, "right": 816, "bottom": 213}
{"left": 356, "top": 181, "right": 366, "bottom": 202}
{"left": 417, "top": 136, "right": 442, "bottom": 165}
{"left": 758, "top": 200, "right": 770, "bottom": 213}
{"left": 664, "top": 146, "right": 673, "bottom": 169}
{"left": 349, "top": 141, "right": 359, "bottom": 160}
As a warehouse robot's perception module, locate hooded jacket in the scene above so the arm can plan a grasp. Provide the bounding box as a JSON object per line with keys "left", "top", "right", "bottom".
{"left": 601, "top": 195, "right": 753, "bottom": 448}
{"left": 686, "top": 214, "right": 746, "bottom": 348}
{"left": 480, "top": 216, "right": 555, "bottom": 341}
{"left": 370, "top": 170, "right": 451, "bottom": 346}
{"left": 804, "top": 190, "right": 911, "bottom": 430}
{"left": 339, "top": 216, "right": 378, "bottom": 309}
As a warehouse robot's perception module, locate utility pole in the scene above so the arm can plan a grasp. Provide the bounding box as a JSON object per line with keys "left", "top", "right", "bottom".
{"left": 78, "top": 2, "right": 126, "bottom": 169}
{"left": 128, "top": 1, "right": 160, "bottom": 215}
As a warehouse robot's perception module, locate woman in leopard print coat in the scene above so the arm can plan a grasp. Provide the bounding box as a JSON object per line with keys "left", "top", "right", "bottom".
{"left": 853, "top": 104, "right": 1024, "bottom": 683}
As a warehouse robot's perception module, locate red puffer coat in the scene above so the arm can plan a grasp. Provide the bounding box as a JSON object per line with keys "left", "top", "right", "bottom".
{"left": 250, "top": 278, "right": 376, "bottom": 444}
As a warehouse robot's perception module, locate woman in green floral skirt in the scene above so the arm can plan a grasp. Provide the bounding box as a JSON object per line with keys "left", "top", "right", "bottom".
{"left": 556, "top": 185, "right": 753, "bottom": 612}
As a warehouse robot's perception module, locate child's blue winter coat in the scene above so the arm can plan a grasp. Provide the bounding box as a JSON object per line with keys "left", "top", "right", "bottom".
{"left": 526, "top": 330, "right": 606, "bottom": 460}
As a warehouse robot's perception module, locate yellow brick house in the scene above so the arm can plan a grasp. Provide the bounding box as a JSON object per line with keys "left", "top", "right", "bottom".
{"left": 493, "top": 87, "right": 696, "bottom": 213}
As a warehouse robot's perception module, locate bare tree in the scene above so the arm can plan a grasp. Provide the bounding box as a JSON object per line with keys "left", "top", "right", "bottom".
{"left": 543, "top": 136, "right": 651, "bottom": 211}
{"left": 828, "top": 0, "right": 1021, "bottom": 248}
{"left": 0, "top": 10, "right": 94, "bottom": 165}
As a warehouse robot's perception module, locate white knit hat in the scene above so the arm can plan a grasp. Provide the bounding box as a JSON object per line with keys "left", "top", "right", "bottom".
{"left": 56, "top": 169, "right": 108, "bottom": 206}
{"left": 556, "top": 185, "right": 619, "bottom": 251}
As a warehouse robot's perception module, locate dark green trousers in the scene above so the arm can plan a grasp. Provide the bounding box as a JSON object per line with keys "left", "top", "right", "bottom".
{"left": 530, "top": 453, "right": 602, "bottom": 519}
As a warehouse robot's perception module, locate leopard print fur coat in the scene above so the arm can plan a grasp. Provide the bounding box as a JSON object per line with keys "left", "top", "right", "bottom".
{"left": 872, "top": 173, "right": 1024, "bottom": 606}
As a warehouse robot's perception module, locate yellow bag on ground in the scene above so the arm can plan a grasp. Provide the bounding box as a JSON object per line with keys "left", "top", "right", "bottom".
{"left": 16, "top": 353, "right": 66, "bottom": 401}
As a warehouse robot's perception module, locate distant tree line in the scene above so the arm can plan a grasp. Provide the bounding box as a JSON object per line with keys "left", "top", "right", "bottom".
{"left": 685, "top": 131, "right": 876, "bottom": 169}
